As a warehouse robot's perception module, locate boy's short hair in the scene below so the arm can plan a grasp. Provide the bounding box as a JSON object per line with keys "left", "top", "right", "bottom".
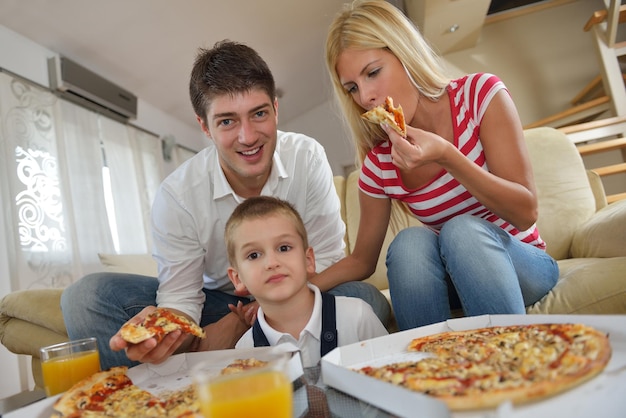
{"left": 225, "top": 196, "right": 309, "bottom": 265}
{"left": 189, "top": 40, "right": 277, "bottom": 127}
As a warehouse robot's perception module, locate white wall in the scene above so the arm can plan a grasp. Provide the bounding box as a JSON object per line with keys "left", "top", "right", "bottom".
{"left": 0, "top": 24, "right": 205, "bottom": 154}
{"left": 280, "top": 100, "right": 357, "bottom": 176}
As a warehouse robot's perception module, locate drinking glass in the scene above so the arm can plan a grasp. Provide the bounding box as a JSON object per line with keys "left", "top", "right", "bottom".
{"left": 193, "top": 353, "right": 293, "bottom": 418}
{"left": 40, "top": 337, "right": 101, "bottom": 396}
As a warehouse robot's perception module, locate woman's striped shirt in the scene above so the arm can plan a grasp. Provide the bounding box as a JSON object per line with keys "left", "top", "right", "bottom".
{"left": 358, "top": 73, "right": 545, "bottom": 249}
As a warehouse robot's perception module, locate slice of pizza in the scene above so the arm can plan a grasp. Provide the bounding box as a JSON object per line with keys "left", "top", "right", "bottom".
{"left": 361, "top": 96, "right": 407, "bottom": 137}
{"left": 220, "top": 358, "right": 269, "bottom": 375}
{"left": 161, "top": 384, "right": 200, "bottom": 417}
{"left": 52, "top": 366, "right": 133, "bottom": 417}
{"left": 120, "top": 307, "right": 206, "bottom": 344}
{"left": 100, "top": 384, "right": 168, "bottom": 417}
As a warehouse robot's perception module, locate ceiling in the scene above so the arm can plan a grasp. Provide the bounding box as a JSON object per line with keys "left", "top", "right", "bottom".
{"left": 0, "top": 0, "right": 359, "bottom": 132}
{"left": 0, "top": 0, "right": 539, "bottom": 134}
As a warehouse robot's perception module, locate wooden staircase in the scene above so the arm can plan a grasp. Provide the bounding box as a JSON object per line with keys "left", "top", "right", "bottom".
{"left": 558, "top": 116, "right": 626, "bottom": 204}
{"left": 525, "top": 1, "right": 626, "bottom": 130}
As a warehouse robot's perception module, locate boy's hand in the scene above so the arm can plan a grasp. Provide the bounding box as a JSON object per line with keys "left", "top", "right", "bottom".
{"left": 228, "top": 300, "right": 258, "bottom": 327}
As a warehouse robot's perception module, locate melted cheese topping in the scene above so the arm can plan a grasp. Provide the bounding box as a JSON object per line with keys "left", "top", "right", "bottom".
{"left": 358, "top": 323, "right": 610, "bottom": 400}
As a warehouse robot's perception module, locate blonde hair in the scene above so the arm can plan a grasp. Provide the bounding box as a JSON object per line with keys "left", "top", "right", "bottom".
{"left": 224, "top": 196, "right": 309, "bottom": 266}
{"left": 325, "top": 0, "right": 450, "bottom": 163}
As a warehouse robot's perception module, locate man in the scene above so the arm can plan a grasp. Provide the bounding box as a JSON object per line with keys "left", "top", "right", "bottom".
{"left": 61, "top": 40, "right": 390, "bottom": 369}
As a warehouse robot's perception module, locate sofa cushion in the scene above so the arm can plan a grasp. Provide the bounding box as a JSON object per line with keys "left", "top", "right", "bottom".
{"left": 524, "top": 127, "right": 596, "bottom": 260}
{"left": 527, "top": 257, "right": 626, "bottom": 314}
{"left": 97, "top": 253, "right": 158, "bottom": 276}
{"left": 343, "top": 170, "right": 421, "bottom": 291}
{"left": 333, "top": 175, "right": 349, "bottom": 253}
{"left": 570, "top": 200, "right": 626, "bottom": 258}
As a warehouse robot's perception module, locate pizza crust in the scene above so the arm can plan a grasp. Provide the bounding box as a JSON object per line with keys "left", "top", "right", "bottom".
{"left": 220, "top": 358, "right": 269, "bottom": 375}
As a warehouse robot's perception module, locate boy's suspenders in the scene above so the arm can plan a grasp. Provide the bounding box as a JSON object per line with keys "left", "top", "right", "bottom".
{"left": 252, "top": 292, "right": 338, "bottom": 357}
{"left": 319, "top": 292, "right": 338, "bottom": 356}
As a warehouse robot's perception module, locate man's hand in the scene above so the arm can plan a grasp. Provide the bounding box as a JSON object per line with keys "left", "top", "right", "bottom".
{"left": 109, "top": 306, "right": 190, "bottom": 365}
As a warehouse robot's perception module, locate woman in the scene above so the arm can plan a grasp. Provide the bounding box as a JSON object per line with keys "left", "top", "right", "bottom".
{"left": 317, "top": 0, "right": 558, "bottom": 330}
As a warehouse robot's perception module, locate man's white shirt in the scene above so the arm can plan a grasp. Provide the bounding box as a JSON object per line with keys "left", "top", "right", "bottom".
{"left": 152, "top": 131, "right": 346, "bottom": 322}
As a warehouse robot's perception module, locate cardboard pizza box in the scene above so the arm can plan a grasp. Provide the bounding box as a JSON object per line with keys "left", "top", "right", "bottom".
{"left": 5, "top": 343, "right": 305, "bottom": 418}
{"left": 127, "top": 342, "right": 303, "bottom": 393}
{"left": 320, "top": 314, "right": 626, "bottom": 418}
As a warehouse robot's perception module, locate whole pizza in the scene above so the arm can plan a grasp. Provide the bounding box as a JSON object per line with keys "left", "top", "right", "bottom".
{"left": 356, "top": 323, "right": 612, "bottom": 410}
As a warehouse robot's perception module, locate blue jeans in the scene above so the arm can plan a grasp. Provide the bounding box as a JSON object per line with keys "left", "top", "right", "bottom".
{"left": 386, "top": 215, "right": 559, "bottom": 331}
{"left": 60, "top": 273, "right": 390, "bottom": 370}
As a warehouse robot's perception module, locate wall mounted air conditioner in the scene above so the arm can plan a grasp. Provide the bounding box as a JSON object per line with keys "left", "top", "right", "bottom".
{"left": 47, "top": 55, "right": 138, "bottom": 120}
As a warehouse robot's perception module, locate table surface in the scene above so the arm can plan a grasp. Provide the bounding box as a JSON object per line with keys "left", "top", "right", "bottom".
{"left": 296, "top": 366, "right": 395, "bottom": 418}
{"left": 1, "top": 366, "right": 395, "bottom": 418}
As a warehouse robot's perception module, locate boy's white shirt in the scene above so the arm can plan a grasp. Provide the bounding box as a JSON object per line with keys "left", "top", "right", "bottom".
{"left": 235, "top": 283, "right": 389, "bottom": 367}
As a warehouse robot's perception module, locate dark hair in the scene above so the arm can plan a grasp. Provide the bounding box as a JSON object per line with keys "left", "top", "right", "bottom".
{"left": 189, "top": 40, "right": 277, "bottom": 126}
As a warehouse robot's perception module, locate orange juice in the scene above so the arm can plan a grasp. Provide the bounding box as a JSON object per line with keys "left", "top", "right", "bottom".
{"left": 197, "top": 370, "right": 292, "bottom": 418}
{"left": 41, "top": 350, "right": 101, "bottom": 396}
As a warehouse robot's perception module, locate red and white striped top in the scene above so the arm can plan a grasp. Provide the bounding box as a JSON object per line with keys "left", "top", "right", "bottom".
{"left": 358, "top": 73, "right": 545, "bottom": 249}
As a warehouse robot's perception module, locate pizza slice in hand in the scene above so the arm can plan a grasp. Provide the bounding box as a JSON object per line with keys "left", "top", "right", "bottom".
{"left": 361, "top": 96, "right": 407, "bottom": 137}
{"left": 120, "top": 307, "right": 206, "bottom": 344}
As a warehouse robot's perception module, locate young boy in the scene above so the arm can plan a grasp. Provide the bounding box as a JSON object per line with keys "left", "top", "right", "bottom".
{"left": 225, "top": 196, "right": 388, "bottom": 367}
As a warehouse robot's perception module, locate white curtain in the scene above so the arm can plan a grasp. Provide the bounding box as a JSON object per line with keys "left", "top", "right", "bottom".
{"left": 0, "top": 71, "right": 166, "bottom": 292}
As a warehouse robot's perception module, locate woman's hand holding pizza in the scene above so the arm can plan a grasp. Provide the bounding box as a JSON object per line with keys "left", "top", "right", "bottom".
{"left": 382, "top": 122, "right": 450, "bottom": 171}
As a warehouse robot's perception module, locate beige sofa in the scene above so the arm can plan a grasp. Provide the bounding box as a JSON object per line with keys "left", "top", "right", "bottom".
{"left": 2, "top": 127, "right": 626, "bottom": 388}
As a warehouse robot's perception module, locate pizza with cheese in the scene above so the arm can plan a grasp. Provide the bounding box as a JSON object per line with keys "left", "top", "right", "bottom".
{"left": 361, "top": 96, "right": 407, "bottom": 137}
{"left": 51, "top": 367, "right": 200, "bottom": 417}
{"left": 220, "top": 358, "right": 269, "bottom": 375}
{"left": 356, "top": 323, "right": 611, "bottom": 411}
{"left": 120, "top": 307, "right": 205, "bottom": 344}
{"left": 51, "top": 366, "right": 133, "bottom": 417}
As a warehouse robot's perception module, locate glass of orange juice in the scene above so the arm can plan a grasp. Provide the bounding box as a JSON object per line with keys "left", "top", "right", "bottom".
{"left": 40, "top": 337, "right": 101, "bottom": 396}
{"left": 193, "top": 353, "right": 293, "bottom": 418}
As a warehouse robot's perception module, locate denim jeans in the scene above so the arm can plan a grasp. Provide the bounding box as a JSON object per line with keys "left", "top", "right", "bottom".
{"left": 60, "top": 272, "right": 391, "bottom": 370}
{"left": 386, "top": 215, "right": 559, "bottom": 331}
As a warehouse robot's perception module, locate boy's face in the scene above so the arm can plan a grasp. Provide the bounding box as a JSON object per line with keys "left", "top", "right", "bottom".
{"left": 196, "top": 88, "right": 278, "bottom": 197}
{"left": 227, "top": 214, "right": 315, "bottom": 303}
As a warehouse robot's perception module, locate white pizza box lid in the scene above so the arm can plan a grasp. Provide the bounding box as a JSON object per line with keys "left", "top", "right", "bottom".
{"left": 5, "top": 343, "right": 304, "bottom": 418}
{"left": 320, "top": 314, "right": 626, "bottom": 418}
{"left": 128, "top": 342, "right": 304, "bottom": 393}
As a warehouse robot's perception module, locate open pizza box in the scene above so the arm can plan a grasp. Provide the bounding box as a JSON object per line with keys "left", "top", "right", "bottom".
{"left": 5, "top": 343, "right": 306, "bottom": 418}
{"left": 321, "top": 314, "right": 626, "bottom": 418}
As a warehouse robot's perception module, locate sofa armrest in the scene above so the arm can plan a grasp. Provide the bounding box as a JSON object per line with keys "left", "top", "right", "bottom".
{"left": 0, "top": 288, "right": 68, "bottom": 361}
{"left": 0, "top": 288, "right": 67, "bottom": 336}
{"left": 570, "top": 199, "right": 626, "bottom": 258}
